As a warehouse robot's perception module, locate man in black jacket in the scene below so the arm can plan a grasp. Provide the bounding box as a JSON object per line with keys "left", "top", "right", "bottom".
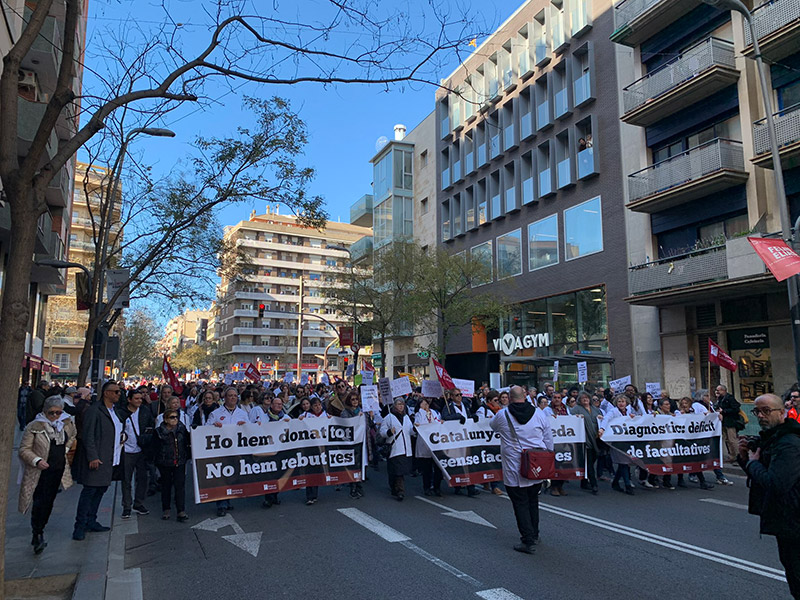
{"left": 716, "top": 384, "right": 741, "bottom": 462}
{"left": 737, "top": 393, "right": 800, "bottom": 599}
{"left": 441, "top": 389, "right": 479, "bottom": 497}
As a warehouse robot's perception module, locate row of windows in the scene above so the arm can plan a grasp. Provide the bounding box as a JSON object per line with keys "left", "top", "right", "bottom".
{"left": 439, "top": 0, "right": 593, "bottom": 138}
{"left": 441, "top": 43, "right": 596, "bottom": 193}
{"left": 464, "top": 196, "right": 603, "bottom": 286}
{"left": 441, "top": 119, "right": 597, "bottom": 240}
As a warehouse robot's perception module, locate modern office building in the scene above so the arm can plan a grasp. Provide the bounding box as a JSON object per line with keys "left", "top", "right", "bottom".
{"left": 613, "top": 0, "right": 797, "bottom": 402}
{"left": 436, "top": 0, "right": 634, "bottom": 388}
{"left": 0, "top": 1, "right": 88, "bottom": 382}
{"left": 44, "top": 162, "right": 123, "bottom": 380}
{"left": 349, "top": 114, "right": 438, "bottom": 379}
{"left": 215, "top": 207, "right": 372, "bottom": 377}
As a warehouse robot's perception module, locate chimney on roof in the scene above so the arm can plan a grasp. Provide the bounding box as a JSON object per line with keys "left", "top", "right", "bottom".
{"left": 394, "top": 124, "right": 406, "bottom": 141}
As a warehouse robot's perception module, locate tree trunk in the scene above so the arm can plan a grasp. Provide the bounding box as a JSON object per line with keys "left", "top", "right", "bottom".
{"left": 77, "top": 314, "right": 100, "bottom": 386}
{"left": 0, "top": 195, "right": 43, "bottom": 600}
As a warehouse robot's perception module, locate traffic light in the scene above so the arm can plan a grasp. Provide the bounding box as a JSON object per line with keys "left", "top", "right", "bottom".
{"left": 258, "top": 303, "right": 265, "bottom": 318}
{"left": 343, "top": 357, "right": 349, "bottom": 367}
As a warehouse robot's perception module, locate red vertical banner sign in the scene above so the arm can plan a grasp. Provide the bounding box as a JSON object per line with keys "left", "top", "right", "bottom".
{"left": 162, "top": 356, "right": 184, "bottom": 394}
{"left": 244, "top": 363, "right": 261, "bottom": 382}
{"left": 708, "top": 339, "right": 738, "bottom": 372}
{"left": 432, "top": 358, "right": 456, "bottom": 390}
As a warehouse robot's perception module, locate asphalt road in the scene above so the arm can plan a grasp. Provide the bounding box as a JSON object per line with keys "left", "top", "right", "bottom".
{"left": 124, "top": 467, "right": 791, "bottom": 600}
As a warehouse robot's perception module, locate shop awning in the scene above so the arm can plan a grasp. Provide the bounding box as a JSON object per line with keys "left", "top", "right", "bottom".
{"left": 500, "top": 353, "right": 615, "bottom": 366}
{"left": 21, "top": 353, "right": 59, "bottom": 373}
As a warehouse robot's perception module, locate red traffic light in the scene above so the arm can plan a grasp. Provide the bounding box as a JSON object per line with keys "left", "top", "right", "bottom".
{"left": 259, "top": 304, "right": 265, "bottom": 310}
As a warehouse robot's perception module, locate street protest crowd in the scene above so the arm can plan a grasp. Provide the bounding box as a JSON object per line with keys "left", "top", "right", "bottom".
{"left": 14, "top": 372, "right": 800, "bottom": 597}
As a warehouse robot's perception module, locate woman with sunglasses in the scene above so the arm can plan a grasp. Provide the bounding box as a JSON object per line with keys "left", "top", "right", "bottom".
{"left": 18, "top": 396, "right": 77, "bottom": 553}
{"left": 152, "top": 409, "right": 191, "bottom": 522}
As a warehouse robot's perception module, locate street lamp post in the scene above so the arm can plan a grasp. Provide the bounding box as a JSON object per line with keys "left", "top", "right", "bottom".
{"left": 91, "top": 127, "right": 176, "bottom": 385}
{"left": 704, "top": 0, "right": 800, "bottom": 382}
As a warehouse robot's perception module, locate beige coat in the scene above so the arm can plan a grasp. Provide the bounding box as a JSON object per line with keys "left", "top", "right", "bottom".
{"left": 18, "top": 418, "right": 77, "bottom": 514}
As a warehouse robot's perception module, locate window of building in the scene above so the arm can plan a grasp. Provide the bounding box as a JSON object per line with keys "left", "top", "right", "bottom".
{"left": 497, "top": 229, "right": 523, "bottom": 279}
{"left": 529, "top": 214, "right": 559, "bottom": 270}
{"left": 394, "top": 148, "right": 413, "bottom": 190}
{"left": 441, "top": 146, "right": 451, "bottom": 190}
{"left": 535, "top": 74, "right": 552, "bottom": 131}
{"left": 490, "top": 170, "right": 502, "bottom": 220}
{"left": 241, "top": 320, "right": 253, "bottom": 328}
{"left": 374, "top": 151, "right": 392, "bottom": 199}
{"left": 477, "top": 178, "right": 488, "bottom": 225}
{"left": 521, "top": 151, "right": 536, "bottom": 205}
{"left": 420, "top": 149, "right": 428, "bottom": 167}
{"left": 572, "top": 43, "right": 594, "bottom": 106}
{"left": 533, "top": 9, "right": 551, "bottom": 66}
{"left": 698, "top": 213, "right": 749, "bottom": 242}
{"left": 570, "top": 0, "right": 592, "bottom": 36}
{"left": 564, "top": 196, "right": 603, "bottom": 260}
{"left": 309, "top": 273, "right": 321, "bottom": 280}
{"left": 442, "top": 199, "right": 451, "bottom": 241}
{"left": 420, "top": 197, "right": 429, "bottom": 215}
{"left": 652, "top": 115, "right": 741, "bottom": 163}
{"left": 538, "top": 141, "right": 554, "bottom": 198}
{"left": 556, "top": 129, "right": 574, "bottom": 189}
{"left": 553, "top": 60, "right": 571, "bottom": 119}
{"left": 504, "top": 162, "right": 518, "bottom": 213}
{"left": 517, "top": 25, "right": 533, "bottom": 78}
{"left": 453, "top": 193, "right": 463, "bottom": 236}
{"left": 465, "top": 186, "right": 476, "bottom": 230}
{"left": 778, "top": 80, "right": 800, "bottom": 110}
{"left": 488, "top": 111, "right": 502, "bottom": 160}
{"left": 551, "top": 0, "right": 567, "bottom": 52}
{"left": 326, "top": 259, "right": 338, "bottom": 267}
{"left": 471, "top": 241, "right": 493, "bottom": 287}
{"left": 53, "top": 353, "right": 70, "bottom": 370}
{"left": 576, "top": 116, "right": 597, "bottom": 179}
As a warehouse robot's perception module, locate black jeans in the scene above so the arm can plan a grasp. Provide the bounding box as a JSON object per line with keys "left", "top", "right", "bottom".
{"left": 777, "top": 536, "right": 800, "bottom": 599}
{"left": 74, "top": 485, "right": 109, "bottom": 533}
{"left": 31, "top": 467, "right": 64, "bottom": 534}
{"left": 584, "top": 446, "right": 598, "bottom": 488}
{"left": 122, "top": 452, "right": 148, "bottom": 510}
{"left": 505, "top": 483, "right": 543, "bottom": 545}
{"left": 306, "top": 486, "right": 319, "bottom": 501}
{"left": 418, "top": 457, "right": 443, "bottom": 492}
{"left": 158, "top": 464, "right": 186, "bottom": 512}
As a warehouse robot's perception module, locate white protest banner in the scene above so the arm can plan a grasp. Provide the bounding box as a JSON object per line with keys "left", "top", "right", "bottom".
{"left": 489, "top": 373, "right": 501, "bottom": 389}
{"left": 283, "top": 372, "right": 294, "bottom": 384}
{"left": 345, "top": 364, "right": 354, "bottom": 377}
{"left": 601, "top": 413, "right": 722, "bottom": 474}
{"left": 378, "top": 377, "right": 393, "bottom": 406}
{"left": 421, "top": 379, "right": 443, "bottom": 398}
{"left": 390, "top": 376, "right": 413, "bottom": 398}
{"left": 223, "top": 373, "right": 236, "bottom": 385}
{"left": 645, "top": 382, "right": 662, "bottom": 400}
{"left": 551, "top": 415, "right": 587, "bottom": 479}
{"left": 451, "top": 378, "right": 475, "bottom": 398}
{"left": 360, "top": 370, "right": 375, "bottom": 384}
{"left": 191, "top": 416, "right": 366, "bottom": 503}
{"left": 609, "top": 375, "right": 631, "bottom": 393}
{"left": 360, "top": 385, "right": 380, "bottom": 414}
{"left": 553, "top": 360, "right": 559, "bottom": 383}
{"left": 577, "top": 361, "right": 588, "bottom": 384}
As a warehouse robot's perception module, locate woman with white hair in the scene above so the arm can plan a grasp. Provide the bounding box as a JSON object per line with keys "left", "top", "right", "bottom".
{"left": 380, "top": 397, "right": 413, "bottom": 501}
{"left": 18, "top": 396, "right": 77, "bottom": 554}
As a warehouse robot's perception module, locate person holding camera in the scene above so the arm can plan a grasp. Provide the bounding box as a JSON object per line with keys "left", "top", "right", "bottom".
{"left": 737, "top": 393, "right": 800, "bottom": 598}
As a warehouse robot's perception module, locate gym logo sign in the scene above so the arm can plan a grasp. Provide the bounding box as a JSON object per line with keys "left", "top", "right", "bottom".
{"left": 492, "top": 332, "right": 550, "bottom": 356}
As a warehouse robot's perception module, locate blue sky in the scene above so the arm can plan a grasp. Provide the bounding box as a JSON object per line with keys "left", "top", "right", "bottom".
{"left": 86, "top": 0, "right": 525, "bottom": 224}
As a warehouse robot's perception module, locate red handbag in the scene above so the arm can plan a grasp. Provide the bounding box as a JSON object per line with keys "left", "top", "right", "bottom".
{"left": 505, "top": 411, "right": 556, "bottom": 480}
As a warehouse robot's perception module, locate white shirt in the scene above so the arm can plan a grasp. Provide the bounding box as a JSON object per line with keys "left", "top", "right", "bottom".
{"left": 490, "top": 406, "right": 554, "bottom": 487}
{"left": 301, "top": 410, "right": 328, "bottom": 419}
{"left": 108, "top": 406, "right": 123, "bottom": 467}
{"left": 413, "top": 409, "right": 440, "bottom": 459}
{"left": 692, "top": 402, "right": 709, "bottom": 415}
{"left": 123, "top": 408, "right": 141, "bottom": 454}
{"left": 209, "top": 405, "right": 250, "bottom": 426}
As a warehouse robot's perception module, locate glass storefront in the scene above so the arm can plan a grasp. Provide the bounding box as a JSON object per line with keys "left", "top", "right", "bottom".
{"left": 497, "top": 286, "right": 611, "bottom": 388}
{"left": 728, "top": 327, "right": 773, "bottom": 403}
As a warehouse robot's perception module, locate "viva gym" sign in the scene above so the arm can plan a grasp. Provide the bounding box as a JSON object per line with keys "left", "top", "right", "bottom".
{"left": 492, "top": 332, "right": 550, "bottom": 356}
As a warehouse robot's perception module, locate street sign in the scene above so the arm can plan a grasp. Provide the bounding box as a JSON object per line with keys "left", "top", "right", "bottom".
{"left": 106, "top": 268, "right": 130, "bottom": 310}
{"left": 350, "top": 343, "right": 360, "bottom": 354}
{"left": 417, "top": 350, "right": 430, "bottom": 359}
{"left": 339, "top": 326, "right": 354, "bottom": 347}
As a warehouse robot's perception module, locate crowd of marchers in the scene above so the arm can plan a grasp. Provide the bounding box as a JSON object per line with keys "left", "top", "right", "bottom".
{"left": 14, "top": 376, "right": 800, "bottom": 583}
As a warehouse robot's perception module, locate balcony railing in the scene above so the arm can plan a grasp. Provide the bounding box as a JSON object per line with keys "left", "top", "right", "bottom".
{"left": 350, "top": 235, "right": 373, "bottom": 262}
{"left": 622, "top": 37, "right": 736, "bottom": 115}
{"left": 745, "top": 0, "right": 800, "bottom": 45}
{"left": 753, "top": 101, "right": 800, "bottom": 157}
{"left": 628, "top": 138, "right": 745, "bottom": 203}
{"left": 629, "top": 245, "right": 727, "bottom": 295}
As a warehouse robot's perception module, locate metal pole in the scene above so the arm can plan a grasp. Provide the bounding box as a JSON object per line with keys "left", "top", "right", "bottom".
{"left": 296, "top": 277, "right": 304, "bottom": 381}
{"left": 747, "top": 15, "right": 800, "bottom": 382}
{"left": 350, "top": 250, "right": 357, "bottom": 373}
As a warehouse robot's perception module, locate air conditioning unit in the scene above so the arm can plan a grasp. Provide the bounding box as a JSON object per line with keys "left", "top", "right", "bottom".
{"left": 18, "top": 69, "right": 40, "bottom": 101}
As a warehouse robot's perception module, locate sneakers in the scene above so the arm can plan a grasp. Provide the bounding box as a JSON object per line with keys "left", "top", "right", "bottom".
{"left": 663, "top": 483, "right": 676, "bottom": 490}
{"left": 688, "top": 474, "right": 699, "bottom": 484}
{"left": 177, "top": 513, "right": 189, "bottom": 523}
{"left": 640, "top": 480, "right": 655, "bottom": 489}
{"left": 216, "top": 508, "right": 226, "bottom": 517}
{"left": 121, "top": 510, "right": 131, "bottom": 520}
{"left": 132, "top": 504, "right": 150, "bottom": 516}
{"left": 717, "top": 477, "right": 733, "bottom": 486}
{"left": 493, "top": 487, "right": 504, "bottom": 496}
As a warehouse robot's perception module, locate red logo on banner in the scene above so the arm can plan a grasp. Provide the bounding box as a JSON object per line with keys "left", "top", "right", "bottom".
{"left": 748, "top": 237, "right": 800, "bottom": 282}
{"left": 709, "top": 339, "right": 737, "bottom": 372}
{"left": 162, "top": 356, "right": 184, "bottom": 394}
{"left": 244, "top": 363, "right": 261, "bottom": 382}
{"left": 432, "top": 358, "right": 456, "bottom": 390}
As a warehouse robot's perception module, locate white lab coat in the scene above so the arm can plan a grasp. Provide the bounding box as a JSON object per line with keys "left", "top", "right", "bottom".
{"left": 208, "top": 405, "right": 250, "bottom": 426}
{"left": 489, "top": 406, "right": 553, "bottom": 487}
{"left": 413, "top": 409, "right": 440, "bottom": 458}
{"left": 380, "top": 412, "right": 413, "bottom": 459}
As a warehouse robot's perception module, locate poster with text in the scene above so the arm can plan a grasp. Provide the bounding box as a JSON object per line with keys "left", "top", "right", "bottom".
{"left": 551, "top": 415, "right": 587, "bottom": 479}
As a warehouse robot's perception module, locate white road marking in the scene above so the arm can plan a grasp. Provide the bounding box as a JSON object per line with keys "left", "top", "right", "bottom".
{"left": 476, "top": 588, "right": 526, "bottom": 600}
{"left": 500, "top": 496, "right": 785, "bottom": 581}
{"left": 338, "top": 508, "right": 484, "bottom": 588}
{"left": 192, "top": 513, "right": 262, "bottom": 557}
{"left": 699, "top": 498, "right": 748, "bottom": 510}
{"left": 337, "top": 507, "right": 410, "bottom": 542}
{"left": 415, "top": 495, "right": 496, "bottom": 528}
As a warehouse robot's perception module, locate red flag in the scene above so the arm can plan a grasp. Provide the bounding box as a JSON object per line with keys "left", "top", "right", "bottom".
{"left": 708, "top": 339, "right": 737, "bottom": 372}
{"left": 244, "top": 363, "right": 261, "bottom": 382}
{"left": 432, "top": 358, "right": 456, "bottom": 390}
{"left": 362, "top": 358, "right": 374, "bottom": 371}
{"left": 162, "top": 356, "right": 184, "bottom": 394}
{"left": 748, "top": 237, "right": 800, "bottom": 282}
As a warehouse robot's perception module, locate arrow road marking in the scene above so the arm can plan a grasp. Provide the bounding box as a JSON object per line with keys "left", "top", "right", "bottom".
{"left": 414, "top": 496, "right": 496, "bottom": 528}
{"left": 192, "top": 514, "right": 262, "bottom": 558}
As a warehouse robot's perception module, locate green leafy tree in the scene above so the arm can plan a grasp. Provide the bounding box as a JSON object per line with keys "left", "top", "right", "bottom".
{"left": 170, "top": 344, "right": 209, "bottom": 373}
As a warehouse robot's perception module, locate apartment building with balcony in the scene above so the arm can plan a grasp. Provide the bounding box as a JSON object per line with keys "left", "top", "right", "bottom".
{"left": 215, "top": 207, "right": 372, "bottom": 376}
{"left": 349, "top": 115, "right": 438, "bottom": 379}
{"left": 161, "top": 308, "right": 213, "bottom": 356}
{"left": 0, "top": 1, "right": 88, "bottom": 382}
{"left": 613, "top": 0, "right": 797, "bottom": 402}
{"left": 436, "top": 0, "right": 634, "bottom": 388}
{"left": 44, "top": 163, "right": 123, "bottom": 379}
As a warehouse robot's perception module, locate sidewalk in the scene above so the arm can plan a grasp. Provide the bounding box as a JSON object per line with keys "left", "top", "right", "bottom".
{"left": 4, "top": 431, "right": 131, "bottom": 600}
